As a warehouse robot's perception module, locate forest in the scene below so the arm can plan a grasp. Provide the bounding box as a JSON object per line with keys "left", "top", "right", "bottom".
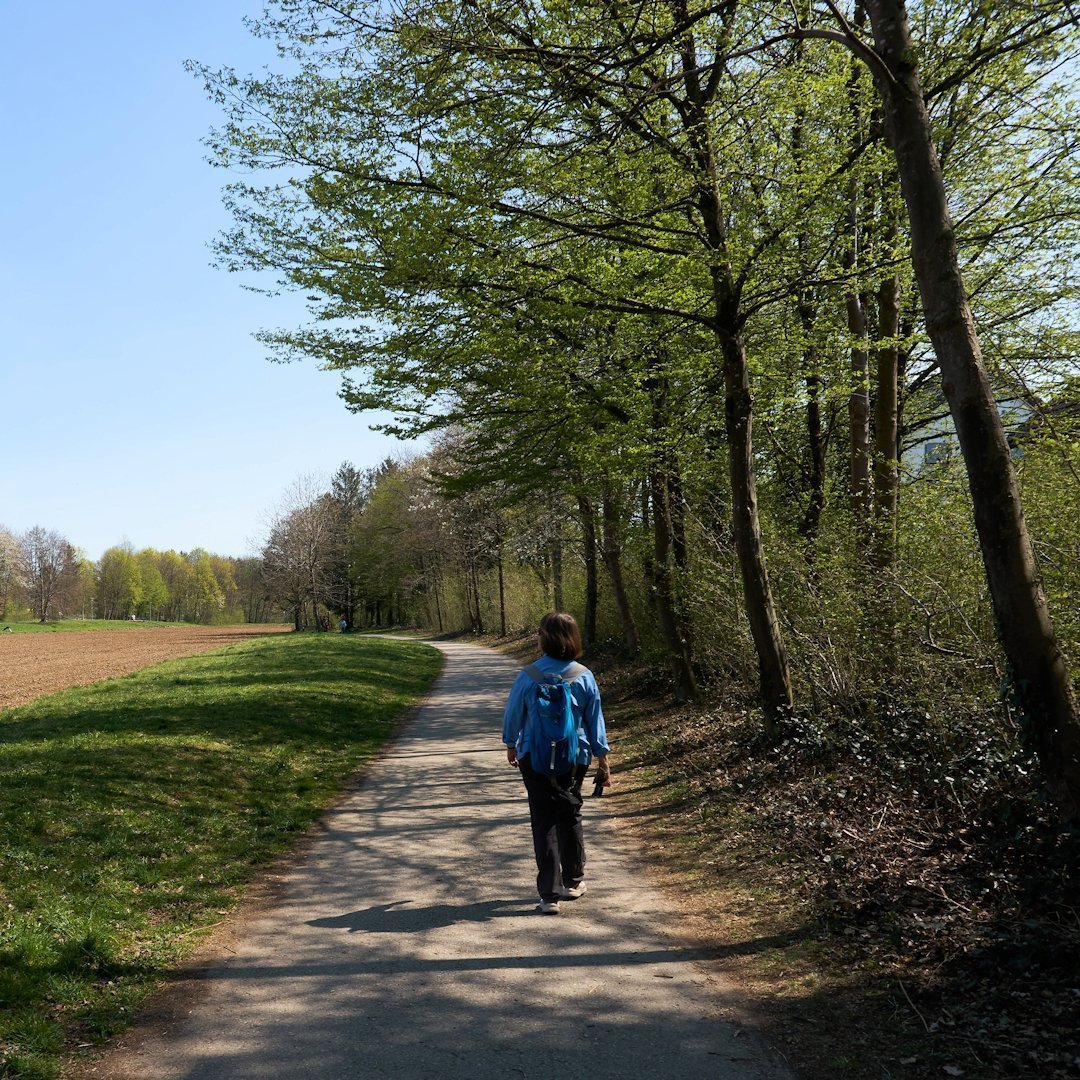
{"left": 189, "top": 0, "right": 1079, "bottom": 815}
{"left": 189, "top": 4, "right": 1079, "bottom": 1070}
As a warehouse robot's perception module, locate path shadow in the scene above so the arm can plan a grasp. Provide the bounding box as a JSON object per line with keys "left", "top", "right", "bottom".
{"left": 307, "top": 899, "right": 530, "bottom": 933}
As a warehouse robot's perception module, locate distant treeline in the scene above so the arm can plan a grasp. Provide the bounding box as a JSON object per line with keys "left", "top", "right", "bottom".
{"left": 0, "top": 527, "right": 275, "bottom": 625}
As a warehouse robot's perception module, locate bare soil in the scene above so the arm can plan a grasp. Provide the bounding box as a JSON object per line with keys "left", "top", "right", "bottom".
{"left": 0, "top": 625, "right": 290, "bottom": 711}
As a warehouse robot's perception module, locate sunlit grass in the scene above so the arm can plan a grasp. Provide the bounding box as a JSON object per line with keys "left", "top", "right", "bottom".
{"left": 0, "top": 633, "right": 442, "bottom": 1079}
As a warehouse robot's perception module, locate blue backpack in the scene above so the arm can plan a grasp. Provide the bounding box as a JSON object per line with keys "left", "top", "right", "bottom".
{"left": 524, "top": 662, "right": 587, "bottom": 775}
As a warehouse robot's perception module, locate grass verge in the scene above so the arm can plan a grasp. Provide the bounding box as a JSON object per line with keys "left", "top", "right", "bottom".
{"left": 0, "top": 633, "right": 442, "bottom": 1080}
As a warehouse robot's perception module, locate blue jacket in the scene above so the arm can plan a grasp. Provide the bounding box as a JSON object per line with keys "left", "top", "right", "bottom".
{"left": 502, "top": 654, "right": 610, "bottom": 763}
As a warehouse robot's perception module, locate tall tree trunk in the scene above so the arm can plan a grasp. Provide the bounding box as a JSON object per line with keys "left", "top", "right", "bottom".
{"left": 540, "top": 552, "right": 553, "bottom": 609}
{"left": 844, "top": 260, "right": 872, "bottom": 527}
{"left": 497, "top": 549, "right": 507, "bottom": 637}
{"left": 674, "top": 6, "right": 793, "bottom": 727}
{"left": 864, "top": 0, "right": 1080, "bottom": 818}
{"left": 719, "top": 324, "right": 795, "bottom": 728}
{"left": 576, "top": 494, "right": 599, "bottom": 648}
{"left": 848, "top": 290, "right": 873, "bottom": 521}
{"left": 872, "top": 209, "right": 901, "bottom": 576}
{"left": 463, "top": 566, "right": 474, "bottom": 633}
{"left": 791, "top": 52, "right": 827, "bottom": 547}
{"left": 460, "top": 572, "right": 473, "bottom": 633}
{"left": 802, "top": 369, "right": 827, "bottom": 542}
{"left": 551, "top": 529, "right": 564, "bottom": 612}
{"left": 668, "top": 461, "right": 689, "bottom": 573}
{"left": 646, "top": 353, "right": 698, "bottom": 700}
{"left": 650, "top": 468, "right": 699, "bottom": 703}
{"left": 422, "top": 554, "right": 444, "bottom": 634}
{"left": 844, "top": 40, "right": 873, "bottom": 523}
{"left": 640, "top": 476, "right": 659, "bottom": 621}
{"left": 665, "top": 451, "right": 694, "bottom": 657}
{"left": 797, "top": 298, "right": 827, "bottom": 542}
{"left": 896, "top": 310, "right": 913, "bottom": 465}
{"left": 600, "top": 487, "right": 639, "bottom": 655}
{"left": 471, "top": 559, "right": 484, "bottom": 633}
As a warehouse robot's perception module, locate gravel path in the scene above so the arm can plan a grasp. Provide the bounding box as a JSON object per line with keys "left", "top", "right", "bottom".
{"left": 85, "top": 639, "right": 793, "bottom": 1080}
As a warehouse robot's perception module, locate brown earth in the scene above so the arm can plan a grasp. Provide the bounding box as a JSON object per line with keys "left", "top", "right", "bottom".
{"left": 0, "top": 625, "right": 291, "bottom": 711}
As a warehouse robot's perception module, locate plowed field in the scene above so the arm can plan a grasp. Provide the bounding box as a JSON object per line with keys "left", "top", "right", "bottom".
{"left": 0, "top": 624, "right": 290, "bottom": 711}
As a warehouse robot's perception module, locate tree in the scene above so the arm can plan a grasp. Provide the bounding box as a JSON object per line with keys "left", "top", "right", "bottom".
{"left": 0, "top": 525, "right": 24, "bottom": 618}
{"left": 262, "top": 476, "right": 339, "bottom": 629}
{"left": 190, "top": 551, "right": 226, "bottom": 623}
{"left": 799, "top": 0, "right": 1080, "bottom": 817}
{"left": 159, "top": 550, "right": 195, "bottom": 622}
{"left": 193, "top": 0, "right": 822, "bottom": 721}
{"left": 97, "top": 546, "right": 143, "bottom": 620}
{"left": 326, "top": 460, "right": 382, "bottom": 627}
{"left": 346, "top": 459, "right": 427, "bottom": 626}
{"left": 137, "top": 550, "right": 170, "bottom": 621}
{"left": 233, "top": 556, "right": 276, "bottom": 623}
{"left": 197, "top": 0, "right": 1079, "bottom": 810}
{"left": 20, "top": 527, "right": 78, "bottom": 622}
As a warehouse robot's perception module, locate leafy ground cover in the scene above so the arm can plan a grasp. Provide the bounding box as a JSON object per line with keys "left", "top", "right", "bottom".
{"left": 0, "top": 633, "right": 442, "bottom": 1080}
{"left": 485, "top": 632, "right": 1079, "bottom": 1080}
{"left": 604, "top": 666, "right": 1079, "bottom": 1080}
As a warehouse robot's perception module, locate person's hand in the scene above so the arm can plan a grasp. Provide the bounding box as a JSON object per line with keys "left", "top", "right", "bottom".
{"left": 506, "top": 746, "right": 519, "bottom": 768}
{"left": 594, "top": 755, "right": 611, "bottom": 787}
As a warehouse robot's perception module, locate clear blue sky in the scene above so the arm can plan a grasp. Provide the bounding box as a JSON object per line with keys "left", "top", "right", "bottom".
{"left": 1, "top": 1, "right": 404, "bottom": 561}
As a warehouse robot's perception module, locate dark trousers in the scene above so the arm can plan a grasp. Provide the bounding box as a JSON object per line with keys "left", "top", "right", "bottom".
{"left": 520, "top": 756, "right": 588, "bottom": 901}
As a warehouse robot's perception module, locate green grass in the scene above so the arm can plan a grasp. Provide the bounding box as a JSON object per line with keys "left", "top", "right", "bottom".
{"left": 0, "top": 620, "right": 195, "bottom": 633}
{"left": 0, "top": 634, "right": 442, "bottom": 1080}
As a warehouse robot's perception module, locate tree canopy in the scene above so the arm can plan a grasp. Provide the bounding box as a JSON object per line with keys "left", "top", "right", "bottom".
{"left": 195, "top": 0, "right": 1080, "bottom": 817}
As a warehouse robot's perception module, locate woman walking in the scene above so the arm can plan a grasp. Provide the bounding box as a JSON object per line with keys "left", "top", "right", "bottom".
{"left": 502, "top": 612, "right": 611, "bottom": 913}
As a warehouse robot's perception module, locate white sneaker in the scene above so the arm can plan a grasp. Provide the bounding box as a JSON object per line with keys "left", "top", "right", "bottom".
{"left": 559, "top": 882, "right": 587, "bottom": 900}
{"left": 535, "top": 899, "right": 561, "bottom": 914}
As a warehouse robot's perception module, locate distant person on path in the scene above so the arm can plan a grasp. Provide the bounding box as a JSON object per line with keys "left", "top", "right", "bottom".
{"left": 339, "top": 617, "right": 347, "bottom": 633}
{"left": 502, "top": 612, "right": 610, "bottom": 914}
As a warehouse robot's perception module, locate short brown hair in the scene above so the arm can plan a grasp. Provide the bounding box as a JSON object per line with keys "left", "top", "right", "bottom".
{"left": 538, "top": 612, "right": 583, "bottom": 661}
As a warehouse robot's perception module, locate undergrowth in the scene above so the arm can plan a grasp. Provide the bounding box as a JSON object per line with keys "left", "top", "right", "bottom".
{"left": 480, "top": 630, "right": 1079, "bottom": 1080}
{"left": 595, "top": 647, "right": 1080, "bottom": 1080}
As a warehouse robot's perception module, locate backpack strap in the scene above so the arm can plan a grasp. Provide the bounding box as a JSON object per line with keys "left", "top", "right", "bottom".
{"left": 523, "top": 661, "right": 587, "bottom": 683}
{"left": 562, "top": 662, "right": 587, "bottom": 682}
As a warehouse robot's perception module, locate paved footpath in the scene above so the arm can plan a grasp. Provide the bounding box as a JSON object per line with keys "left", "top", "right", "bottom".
{"left": 97, "top": 640, "right": 794, "bottom": 1080}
